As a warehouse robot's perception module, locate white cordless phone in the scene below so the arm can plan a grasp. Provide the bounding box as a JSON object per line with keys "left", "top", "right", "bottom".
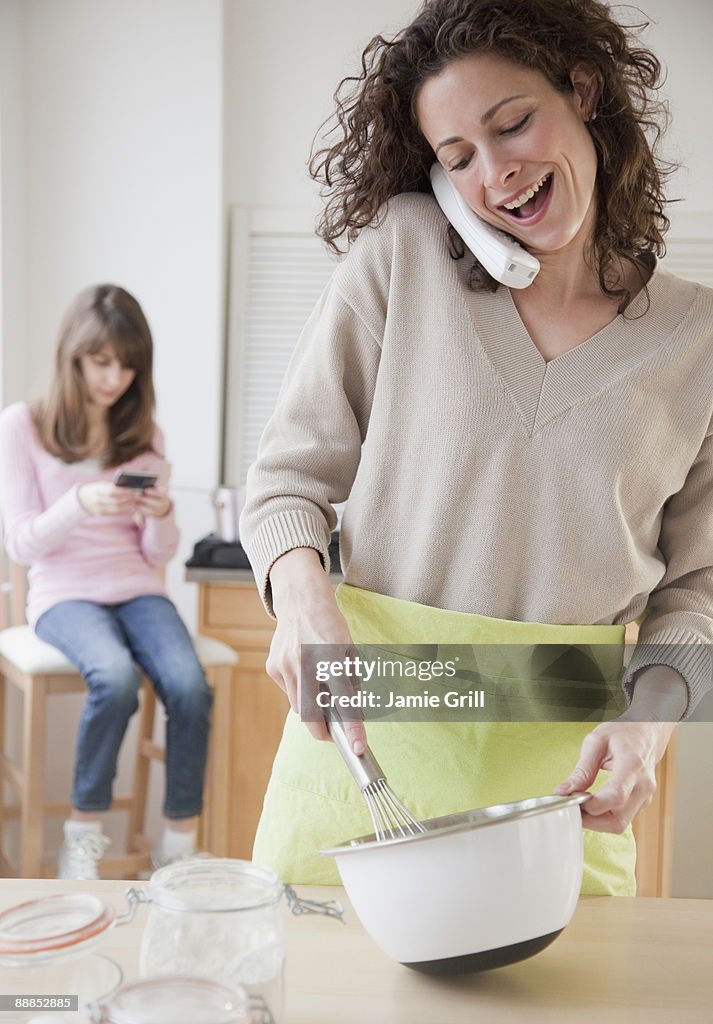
{"left": 430, "top": 162, "right": 540, "bottom": 289}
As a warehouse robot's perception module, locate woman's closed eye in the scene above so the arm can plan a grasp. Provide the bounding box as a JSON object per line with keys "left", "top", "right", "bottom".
{"left": 448, "top": 113, "right": 532, "bottom": 172}
{"left": 501, "top": 113, "right": 531, "bottom": 136}
{"left": 449, "top": 155, "right": 472, "bottom": 172}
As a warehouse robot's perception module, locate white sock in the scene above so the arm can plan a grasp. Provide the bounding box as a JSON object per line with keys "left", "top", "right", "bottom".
{"left": 159, "top": 826, "right": 197, "bottom": 858}
{"left": 64, "top": 818, "right": 103, "bottom": 838}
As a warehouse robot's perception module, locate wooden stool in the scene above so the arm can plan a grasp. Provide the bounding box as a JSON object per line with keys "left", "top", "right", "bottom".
{"left": 0, "top": 561, "right": 237, "bottom": 878}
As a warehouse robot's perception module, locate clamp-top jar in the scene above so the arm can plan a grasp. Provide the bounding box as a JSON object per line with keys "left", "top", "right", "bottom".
{"left": 0, "top": 892, "right": 126, "bottom": 1023}
{"left": 128, "top": 858, "right": 343, "bottom": 1024}
{"left": 87, "top": 975, "right": 251, "bottom": 1023}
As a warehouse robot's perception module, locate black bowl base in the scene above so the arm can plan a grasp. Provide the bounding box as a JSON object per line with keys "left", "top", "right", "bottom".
{"left": 402, "top": 928, "right": 563, "bottom": 974}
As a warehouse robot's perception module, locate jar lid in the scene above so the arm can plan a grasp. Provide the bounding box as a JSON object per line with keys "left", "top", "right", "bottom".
{"left": 88, "top": 975, "right": 251, "bottom": 1024}
{"left": 148, "top": 857, "right": 283, "bottom": 913}
{"left": 0, "top": 893, "right": 116, "bottom": 964}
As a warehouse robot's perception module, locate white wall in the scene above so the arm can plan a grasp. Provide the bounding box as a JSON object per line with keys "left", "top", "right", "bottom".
{"left": 20, "top": 0, "right": 225, "bottom": 626}
{"left": 636, "top": 0, "right": 713, "bottom": 230}
{"left": 1, "top": 0, "right": 225, "bottom": 857}
{"left": 223, "top": 0, "right": 420, "bottom": 210}
{"left": 0, "top": 0, "right": 28, "bottom": 406}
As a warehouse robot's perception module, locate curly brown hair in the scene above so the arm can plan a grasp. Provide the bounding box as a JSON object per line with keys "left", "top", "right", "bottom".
{"left": 309, "top": 0, "right": 678, "bottom": 312}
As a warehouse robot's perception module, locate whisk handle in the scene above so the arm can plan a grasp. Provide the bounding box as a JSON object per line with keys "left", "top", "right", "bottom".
{"left": 328, "top": 715, "right": 385, "bottom": 792}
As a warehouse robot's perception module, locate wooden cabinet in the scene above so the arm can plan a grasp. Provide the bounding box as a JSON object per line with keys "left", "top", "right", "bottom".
{"left": 192, "top": 576, "right": 675, "bottom": 894}
{"left": 623, "top": 621, "right": 677, "bottom": 897}
{"left": 194, "top": 573, "right": 286, "bottom": 859}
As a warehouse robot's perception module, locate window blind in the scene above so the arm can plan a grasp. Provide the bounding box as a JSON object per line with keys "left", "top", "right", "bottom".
{"left": 223, "top": 206, "right": 338, "bottom": 487}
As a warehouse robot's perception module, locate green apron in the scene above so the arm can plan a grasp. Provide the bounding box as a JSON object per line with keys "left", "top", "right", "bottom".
{"left": 252, "top": 584, "right": 637, "bottom": 896}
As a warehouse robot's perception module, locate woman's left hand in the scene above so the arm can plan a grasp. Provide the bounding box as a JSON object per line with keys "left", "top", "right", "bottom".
{"left": 554, "top": 719, "right": 676, "bottom": 833}
{"left": 136, "top": 485, "right": 173, "bottom": 518}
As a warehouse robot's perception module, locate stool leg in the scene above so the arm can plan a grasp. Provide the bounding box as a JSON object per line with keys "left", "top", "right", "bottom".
{"left": 127, "top": 680, "right": 156, "bottom": 859}
{"left": 201, "top": 664, "right": 232, "bottom": 856}
{"left": 20, "top": 675, "right": 45, "bottom": 877}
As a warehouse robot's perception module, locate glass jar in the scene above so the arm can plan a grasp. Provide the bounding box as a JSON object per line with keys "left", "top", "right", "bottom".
{"left": 87, "top": 975, "right": 251, "bottom": 1024}
{"left": 130, "top": 859, "right": 344, "bottom": 1024}
{"left": 0, "top": 893, "right": 125, "bottom": 1023}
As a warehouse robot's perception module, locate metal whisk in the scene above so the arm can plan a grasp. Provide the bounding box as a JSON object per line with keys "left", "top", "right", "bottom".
{"left": 328, "top": 716, "right": 426, "bottom": 841}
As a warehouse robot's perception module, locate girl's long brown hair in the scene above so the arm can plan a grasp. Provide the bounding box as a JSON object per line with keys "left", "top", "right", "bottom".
{"left": 33, "top": 284, "right": 156, "bottom": 466}
{"left": 309, "top": 0, "right": 678, "bottom": 311}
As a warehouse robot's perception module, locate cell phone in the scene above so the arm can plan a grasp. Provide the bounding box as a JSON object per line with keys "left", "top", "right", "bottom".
{"left": 430, "top": 162, "right": 540, "bottom": 288}
{"left": 113, "top": 469, "right": 159, "bottom": 491}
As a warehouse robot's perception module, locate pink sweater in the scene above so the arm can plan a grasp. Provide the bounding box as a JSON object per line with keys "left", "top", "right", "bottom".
{"left": 0, "top": 402, "right": 180, "bottom": 626}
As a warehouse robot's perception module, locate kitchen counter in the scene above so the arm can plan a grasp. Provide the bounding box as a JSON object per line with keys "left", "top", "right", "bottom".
{"left": 185, "top": 565, "right": 259, "bottom": 584}
{"left": 1, "top": 879, "right": 711, "bottom": 1023}
{"left": 183, "top": 532, "right": 343, "bottom": 586}
{"left": 185, "top": 566, "right": 343, "bottom": 584}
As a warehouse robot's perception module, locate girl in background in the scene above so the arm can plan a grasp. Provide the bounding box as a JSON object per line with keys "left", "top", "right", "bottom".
{"left": 0, "top": 284, "right": 212, "bottom": 879}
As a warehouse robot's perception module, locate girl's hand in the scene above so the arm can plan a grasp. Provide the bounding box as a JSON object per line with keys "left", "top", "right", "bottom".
{"left": 136, "top": 486, "right": 172, "bottom": 518}
{"left": 77, "top": 481, "right": 139, "bottom": 516}
{"left": 554, "top": 719, "right": 676, "bottom": 833}
{"left": 268, "top": 547, "right": 367, "bottom": 754}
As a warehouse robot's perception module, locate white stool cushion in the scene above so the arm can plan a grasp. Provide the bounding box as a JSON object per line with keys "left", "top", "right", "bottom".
{"left": 0, "top": 625, "right": 76, "bottom": 674}
{"left": 0, "top": 625, "right": 238, "bottom": 675}
{"left": 191, "top": 634, "right": 239, "bottom": 668}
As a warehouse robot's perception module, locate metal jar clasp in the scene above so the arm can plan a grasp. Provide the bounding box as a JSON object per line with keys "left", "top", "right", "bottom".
{"left": 284, "top": 884, "right": 345, "bottom": 924}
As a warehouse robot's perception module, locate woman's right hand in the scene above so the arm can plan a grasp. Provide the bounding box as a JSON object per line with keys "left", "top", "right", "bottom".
{"left": 268, "top": 547, "right": 367, "bottom": 754}
{"left": 77, "top": 481, "right": 139, "bottom": 516}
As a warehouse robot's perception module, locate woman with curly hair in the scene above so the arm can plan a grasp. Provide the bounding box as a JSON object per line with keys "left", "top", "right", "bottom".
{"left": 240, "top": 0, "right": 713, "bottom": 899}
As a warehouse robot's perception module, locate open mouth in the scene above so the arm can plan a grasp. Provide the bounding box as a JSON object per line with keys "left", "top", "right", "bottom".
{"left": 498, "top": 173, "right": 553, "bottom": 222}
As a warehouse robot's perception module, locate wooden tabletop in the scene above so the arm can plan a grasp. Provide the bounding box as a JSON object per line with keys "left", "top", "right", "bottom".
{"left": 0, "top": 879, "right": 711, "bottom": 1023}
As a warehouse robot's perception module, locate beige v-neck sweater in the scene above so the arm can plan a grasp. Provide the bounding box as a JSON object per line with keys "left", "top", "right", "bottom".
{"left": 240, "top": 192, "right": 713, "bottom": 718}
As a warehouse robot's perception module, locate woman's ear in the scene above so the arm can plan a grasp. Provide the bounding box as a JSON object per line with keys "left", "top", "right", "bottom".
{"left": 569, "top": 65, "right": 600, "bottom": 122}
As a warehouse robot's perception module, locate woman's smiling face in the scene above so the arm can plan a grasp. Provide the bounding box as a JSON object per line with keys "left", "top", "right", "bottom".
{"left": 415, "top": 52, "right": 599, "bottom": 254}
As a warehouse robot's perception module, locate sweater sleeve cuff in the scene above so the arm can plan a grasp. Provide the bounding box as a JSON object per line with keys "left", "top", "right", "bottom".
{"left": 243, "top": 509, "right": 332, "bottom": 618}
{"left": 58, "top": 484, "right": 91, "bottom": 528}
{"left": 142, "top": 505, "right": 177, "bottom": 542}
{"left": 623, "top": 627, "right": 713, "bottom": 720}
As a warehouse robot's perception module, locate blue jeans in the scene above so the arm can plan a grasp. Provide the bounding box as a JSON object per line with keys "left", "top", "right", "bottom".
{"left": 35, "top": 595, "right": 213, "bottom": 819}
